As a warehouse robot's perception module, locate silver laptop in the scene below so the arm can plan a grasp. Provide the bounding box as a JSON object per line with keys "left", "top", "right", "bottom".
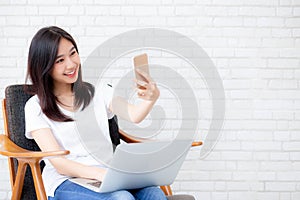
{"left": 69, "top": 140, "right": 191, "bottom": 193}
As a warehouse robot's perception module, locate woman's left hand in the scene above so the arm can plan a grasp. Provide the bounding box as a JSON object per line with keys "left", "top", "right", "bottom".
{"left": 135, "top": 69, "right": 160, "bottom": 101}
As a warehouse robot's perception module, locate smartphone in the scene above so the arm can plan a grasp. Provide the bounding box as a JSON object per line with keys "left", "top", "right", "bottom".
{"left": 133, "top": 53, "right": 149, "bottom": 89}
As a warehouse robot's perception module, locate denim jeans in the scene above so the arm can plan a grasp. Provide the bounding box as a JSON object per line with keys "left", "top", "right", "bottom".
{"left": 48, "top": 180, "right": 167, "bottom": 200}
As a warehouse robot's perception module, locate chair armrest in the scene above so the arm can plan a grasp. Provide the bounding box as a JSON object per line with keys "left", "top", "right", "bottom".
{"left": 119, "top": 129, "right": 150, "bottom": 143}
{"left": 0, "top": 134, "right": 69, "bottom": 159}
{"left": 119, "top": 129, "right": 203, "bottom": 147}
{"left": 192, "top": 141, "right": 203, "bottom": 147}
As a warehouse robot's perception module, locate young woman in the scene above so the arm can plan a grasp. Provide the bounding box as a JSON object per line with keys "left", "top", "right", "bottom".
{"left": 24, "top": 26, "right": 165, "bottom": 200}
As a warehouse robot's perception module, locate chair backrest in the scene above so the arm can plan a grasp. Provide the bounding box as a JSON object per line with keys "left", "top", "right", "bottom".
{"left": 3, "top": 84, "right": 121, "bottom": 200}
{"left": 4, "top": 84, "right": 41, "bottom": 200}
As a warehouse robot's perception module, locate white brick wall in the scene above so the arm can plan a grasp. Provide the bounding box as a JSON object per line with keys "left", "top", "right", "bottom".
{"left": 0, "top": 1, "right": 299, "bottom": 200}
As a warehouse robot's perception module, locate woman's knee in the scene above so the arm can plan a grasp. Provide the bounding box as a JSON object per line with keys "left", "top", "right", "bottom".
{"left": 110, "top": 190, "right": 135, "bottom": 200}
{"left": 134, "top": 186, "right": 167, "bottom": 200}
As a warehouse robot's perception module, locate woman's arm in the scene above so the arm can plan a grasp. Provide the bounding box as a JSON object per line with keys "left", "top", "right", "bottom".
{"left": 31, "top": 128, "right": 106, "bottom": 181}
{"left": 110, "top": 69, "right": 160, "bottom": 123}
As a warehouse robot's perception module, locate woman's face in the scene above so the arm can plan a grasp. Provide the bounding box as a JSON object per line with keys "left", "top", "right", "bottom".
{"left": 51, "top": 38, "right": 80, "bottom": 87}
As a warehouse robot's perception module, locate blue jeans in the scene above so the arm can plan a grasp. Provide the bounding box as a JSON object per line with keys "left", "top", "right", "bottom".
{"left": 48, "top": 180, "right": 167, "bottom": 200}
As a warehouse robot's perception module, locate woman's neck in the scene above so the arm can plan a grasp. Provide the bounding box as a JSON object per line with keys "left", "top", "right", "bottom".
{"left": 53, "top": 83, "right": 73, "bottom": 97}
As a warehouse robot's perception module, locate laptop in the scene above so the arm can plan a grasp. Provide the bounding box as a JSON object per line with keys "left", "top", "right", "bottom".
{"left": 69, "top": 140, "right": 192, "bottom": 193}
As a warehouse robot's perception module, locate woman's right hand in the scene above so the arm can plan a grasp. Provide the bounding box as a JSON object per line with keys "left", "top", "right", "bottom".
{"left": 93, "top": 166, "right": 107, "bottom": 181}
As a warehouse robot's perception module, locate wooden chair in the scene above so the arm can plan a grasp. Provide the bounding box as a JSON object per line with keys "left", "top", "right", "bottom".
{"left": 0, "top": 84, "right": 202, "bottom": 200}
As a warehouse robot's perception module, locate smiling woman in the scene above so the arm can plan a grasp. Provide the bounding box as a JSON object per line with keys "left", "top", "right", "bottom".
{"left": 26, "top": 26, "right": 95, "bottom": 122}
{"left": 24, "top": 26, "right": 164, "bottom": 200}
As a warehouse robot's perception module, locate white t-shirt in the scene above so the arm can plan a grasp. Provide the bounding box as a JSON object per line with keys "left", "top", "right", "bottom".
{"left": 24, "top": 84, "right": 114, "bottom": 197}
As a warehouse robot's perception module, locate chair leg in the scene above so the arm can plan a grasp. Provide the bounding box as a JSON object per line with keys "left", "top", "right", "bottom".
{"left": 29, "top": 161, "right": 47, "bottom": 200}
{"left": 160, "top": 185, "right": 173, "bottom": 196}
{"left": 11, "top": 160, "right": 27, "bottom": 200}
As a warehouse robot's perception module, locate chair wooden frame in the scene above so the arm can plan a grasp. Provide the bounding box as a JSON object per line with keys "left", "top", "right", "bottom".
{"left": 1, "top": 99, "right": 70, "bottom": 200}
{"left": 1, "top": 96, "right": 202, "bottom": 200}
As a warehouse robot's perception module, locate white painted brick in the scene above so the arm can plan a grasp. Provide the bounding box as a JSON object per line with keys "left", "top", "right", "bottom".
{"left": 229, "top": 192, "right": 256, "bottom": 200}
{"left": 79, "top": 16, "right": 95, "bottom": 25}
{"left": 210, "top": 171, "right": 232, "bottom": 180}
{"left": 283, "top": 142, "right": 300, "bottom": 151}
{"left": 257, "top": 17, "right": 285, "bottom": 27}
{"left": 240, "top": 6, "right": 276, "bottom": 16}
{"left": 280, "top": 48, "right": 299, "bottom": 58}
{"left": 3, "top": 27, "right": 36, "bottom": 37}
{"left": 213, "top": 17, "right": 243, "bottom": 27}
{"left": 0, "top": 192, "right": 8, "bottom": 200}
{"left": 271, "top": 28, "right": 292, "bottom": 37}
{"left": 268, "top": 59, "right": 299, "bottom": 68}
{"left": 215, "top": 181, "right": 227, "bottom": 191}
{"left": 204, "top": 6, "right": 229, "bottom": 16}
{"left": 0, "top": 0, "right": 10, "bottom": 4}
{"left": 6, "top": 16, "right": 29, "bottom": 26}
{"left": 180, "top": 181, "right": 214, "bottom": 191}
{"left": 237, "top": 161, "right": 260, "bottom": 170}
{"left": 292, "top": 193, "right": 300, "bottom": 200}
{"left": 289, "top": 121, "right": 300, "bottom": 130}
{"left": 78, "top": 0, "right": 94, "bottom": 4}
{"left": 277, "top": 7, "right": 293, "bottom": 16}
{"left": 256, "top": 172, "right": 277, "bottom": 181}
{"left": 177, "top": 170, "right": 210, "bottom": 180}
{"left": 213, "top": 48, "right": 234, "bottom": 57}
{"left": 282, "top": 69, "right": 295, "bottom": 78}
{"left": 277, "top": 172, "right": 300, "bottom": 181}
{"left": 175, "top": 6, "right": 202, "bottom": 16}
{"left": 25, "top": 5, "right": 38, "bottom": 15}
{"left": 138, "top": 17, "right": 167, "bottom": 26}
{"left": 276, "top": 121, "right": 290, "bottom": 131}
{"left": 257, "top": 192, "right": 280, "bottom": 200}
{"left": 0, "top": 6, "right": 26, "bottom": 15}
{"left": 126, "top": 0, "right": 161, "bottom": 4}
{"left": 285, "top": 18, "right": 300, "bottom": 27}
{"left": 211, "top": 192, "right": 227, "bottom": 200}
{"left": 280, "top": 192, "right": 292, "bottom": 200}
{"left": 263, "top": 39, "right": 294, "bottom": 48}
{"left": 258, "top": 48, "right": 279, "bottom": 57}
{"left": 261, "top": 161, "right": 293, "bottom": 171}
{"left": 296, "top": 38, "right": 300, "bottom": 47}
{"left": 227, "top": 181, "right": 251, "bottom": 190}
{"left": 133, "top": 6, "right": 157, "bottom": 16}
{"left": 269, "top": 80, "right": 298, "bottom": 89}
{"left": 266, "top": 182, "right": 296, "bottom": 191}
{"left": 293, "top": 7, "right": 300, "bottom": 16}
{"left": 38, "top": 6, "right": 69, "bottom": 15}
{"left": 85, "top": 6, "right": 111, "bottom": 15}
{"left": 56, "top": 16, "right": 79, "bottom": 26}
{"left": 290, "top": 131, "right": 300, "bottom": 140}
{"left": 0, "top": 68, "right": 24, "bottom": 78}
{"left": 69, "top": 5, "right": 85, "bottom": 15}
{"left": 273, "top": 131, "right": 290, "bottom": 141}
{"left": 270, "top": 152, "right": 290, "bottom": 161}
{"left": 28, "top": 0, "right": 59, "bottom": 4}
{"left": 120, "top": 6, "right": 135, "bottom": 16}
{"left": 174, "top": 0, "right": 196, "bottom": 5}
{"left": 253, "top": 152, "right": 270, "bottom": 161}
{"left": 253, "top": 110, "right": 273, "bottom": 119}
{"left": 167, "top": 17, "right": 197, "bottom": 27}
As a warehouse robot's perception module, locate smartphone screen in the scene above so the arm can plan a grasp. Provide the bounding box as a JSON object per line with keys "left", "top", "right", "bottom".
{"left": 133, "top": 53, "right": 149, "bottom": 89}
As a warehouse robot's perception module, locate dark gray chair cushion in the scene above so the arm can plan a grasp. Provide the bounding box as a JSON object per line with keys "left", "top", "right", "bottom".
{"left": 5, "top": 85, "right": 41, "bottom": 200}
{"left": 167, "top": 195, "right": 196, "bottom": 200}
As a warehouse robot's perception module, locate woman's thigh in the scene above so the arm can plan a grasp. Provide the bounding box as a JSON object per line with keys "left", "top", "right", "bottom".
{"left": 48, "top": 180, "right": 135, "bottom": 200}
{"left": 131, "top": 186, "right": 167, "bottom": 200}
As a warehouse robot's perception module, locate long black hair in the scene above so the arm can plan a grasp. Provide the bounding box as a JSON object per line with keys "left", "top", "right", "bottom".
{"left": 26, "top": 26, "right": 94, "bottom": 122}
